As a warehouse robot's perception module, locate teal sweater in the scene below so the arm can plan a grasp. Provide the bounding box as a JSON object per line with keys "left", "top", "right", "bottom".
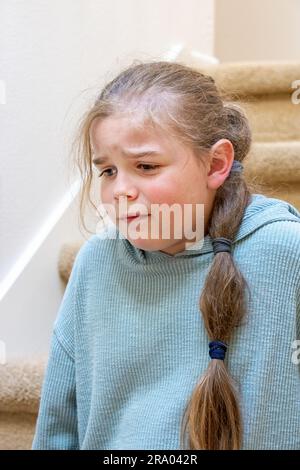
{"left": 32, "top": 194, "right": 300, "bottom": 450}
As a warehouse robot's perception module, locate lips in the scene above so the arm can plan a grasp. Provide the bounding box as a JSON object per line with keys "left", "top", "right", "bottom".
{"left": 119, "top": 212, "right": 139, "bottom": 220}
{"left": 119, "top": 212, "right": 149, "bottom": 221}
{"left": 126, "top": 215, "right": 139, "bottom": 221}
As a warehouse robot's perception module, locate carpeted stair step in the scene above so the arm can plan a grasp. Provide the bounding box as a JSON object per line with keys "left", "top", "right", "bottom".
{"left": 199, "top": 61, "right": 300, "bottom": 142}
{"left": 0, "top": 359, "right": 46, "bottom": 450}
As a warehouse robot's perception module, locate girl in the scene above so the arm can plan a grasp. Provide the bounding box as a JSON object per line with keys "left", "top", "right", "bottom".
{"left": 32, "top": 61, "right": 300, "bottom": 450}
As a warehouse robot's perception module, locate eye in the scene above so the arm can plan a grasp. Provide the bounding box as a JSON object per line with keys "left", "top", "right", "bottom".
{"left": 97, "top": 164, "right": 159, "bottom": 178}
{"left": 97, "top": 168, "right": 115, "bottom": 178}
{"left": 137, "top": 164, "right": 159, "bottom": 171}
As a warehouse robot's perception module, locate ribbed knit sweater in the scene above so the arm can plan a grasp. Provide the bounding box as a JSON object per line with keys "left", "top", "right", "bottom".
{"left": 32, "top": 194, "right": 300, "bottom": 450}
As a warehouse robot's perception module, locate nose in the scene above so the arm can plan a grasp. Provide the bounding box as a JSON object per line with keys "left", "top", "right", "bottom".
{"left": 113, "top": 172, "right": 138, "bottom": 201}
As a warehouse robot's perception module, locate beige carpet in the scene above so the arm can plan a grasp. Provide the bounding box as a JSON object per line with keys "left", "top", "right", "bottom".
{"left": 0, "top": 359, "right": 46, "bottom": 450}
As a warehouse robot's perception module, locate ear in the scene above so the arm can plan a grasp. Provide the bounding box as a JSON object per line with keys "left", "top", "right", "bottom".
{"left": 206, "top": 139, "right": 234, "bottom": 190}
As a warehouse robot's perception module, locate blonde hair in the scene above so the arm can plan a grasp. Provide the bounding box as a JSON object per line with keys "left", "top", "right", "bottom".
{"left": 73, "top": 60, "right": 258, "bottom": 449}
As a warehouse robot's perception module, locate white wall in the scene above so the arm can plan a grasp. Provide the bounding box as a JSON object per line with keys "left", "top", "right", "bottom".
{"left": 0, "top": 0, "right": 214, "bottom": 359}
{"left": 215, "top": 0, "right": 300, "bottom": 62}
{"left": 0, "top": 0, "right": 214, "bottom": 285}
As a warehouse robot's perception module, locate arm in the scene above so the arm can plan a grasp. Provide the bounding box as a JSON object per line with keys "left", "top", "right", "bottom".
{"left": 31, "top": 331, "right": 79, "bottom": 449}
{"left": 31, "top": 238, "right": 94, "bottom": 450}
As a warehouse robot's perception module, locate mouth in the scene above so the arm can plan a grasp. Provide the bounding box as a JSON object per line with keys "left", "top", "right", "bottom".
{"left": 119, "top": 212, "right": 149, "bottom": 222}
{"left": 126, "top": 215, "right": 139, "bottom": 222}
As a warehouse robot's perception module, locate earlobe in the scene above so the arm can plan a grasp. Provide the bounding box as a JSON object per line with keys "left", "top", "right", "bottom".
{"left": 206, "top": 171, "right": 223, "bottom": 191}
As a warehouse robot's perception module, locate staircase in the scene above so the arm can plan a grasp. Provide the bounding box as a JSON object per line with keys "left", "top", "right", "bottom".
{"left": 1, "top": 61, "right": 299, "bottom": 450}
{"left": 201, "top": 61, "right": 300, "bottom": 209}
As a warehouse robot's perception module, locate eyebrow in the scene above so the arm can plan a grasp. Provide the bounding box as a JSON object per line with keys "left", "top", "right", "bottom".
{"left": 92, "top": 150, "right": 162, "bottom": 165}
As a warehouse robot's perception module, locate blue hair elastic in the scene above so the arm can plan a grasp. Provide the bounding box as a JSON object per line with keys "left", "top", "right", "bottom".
{"left": 211, "top": 237, "right": 232, "bottom": 255}
{"left": 230, "top": 160, "right": 243, "bottom": 173}
{"left": 209, "top": 340, "right": 228, "bottom": 360}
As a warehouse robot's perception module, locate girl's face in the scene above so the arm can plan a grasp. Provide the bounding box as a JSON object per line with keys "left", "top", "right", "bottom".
{"left": 90, "top": 115, "right": 216, "bottom": 255}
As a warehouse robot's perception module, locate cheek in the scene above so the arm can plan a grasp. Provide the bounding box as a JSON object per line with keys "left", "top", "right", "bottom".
{"left": 149, "top": 171, "right": 205, "bottom": 206}
{"left": 145, "top": 180, "right": 180, "bottom": 206}
{"left": 100, "top": 180, "right": 115, "bottom": 206}
{"left": 188, "top": 172, "right": 207, "bottom": 202}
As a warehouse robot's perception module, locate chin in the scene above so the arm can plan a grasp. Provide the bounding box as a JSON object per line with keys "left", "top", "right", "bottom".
{"left": 126, "top": 237, "right": 163, "bottom": 252}
{"left": 127, "top": 235, "right": 183, "bottom": 254}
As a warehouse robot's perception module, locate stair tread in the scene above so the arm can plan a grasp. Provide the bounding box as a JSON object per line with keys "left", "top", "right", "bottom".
{"left": 0, "top": 359, "right": 47, "bottom": 414}
{"left": 199, "top": 61, "right": 300, "bottom": 96}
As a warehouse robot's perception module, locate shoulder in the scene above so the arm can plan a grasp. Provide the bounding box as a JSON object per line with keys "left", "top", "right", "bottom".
{"left": 53, "top": 232, "right": 113, "bottom": 350}
{"left": 253, "top": 219, "right": 300, "bottom": 254}
{"left": 71, "top": 226, "right": 119, "bottom": 276}
{"left": 240, "top": 219, "right": 300, "bottom": 293}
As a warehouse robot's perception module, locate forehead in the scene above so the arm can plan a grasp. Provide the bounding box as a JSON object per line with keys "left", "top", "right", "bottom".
{"left": 90, "top": 115, "right": 175, "bottom": 153}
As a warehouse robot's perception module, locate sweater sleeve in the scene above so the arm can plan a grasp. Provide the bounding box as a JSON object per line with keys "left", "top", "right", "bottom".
{"left": 31, "top": 238, "right": 93, "bottom": 450}
{"left": 31, "top": 331, "right": 79, "bottom": 450}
